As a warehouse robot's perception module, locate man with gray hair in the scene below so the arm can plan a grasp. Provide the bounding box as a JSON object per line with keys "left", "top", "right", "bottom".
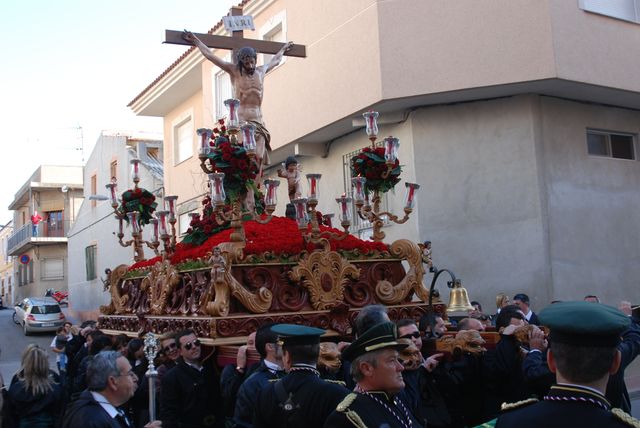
{"left": 62, "top": 350, "right": 161, "bottom": 428}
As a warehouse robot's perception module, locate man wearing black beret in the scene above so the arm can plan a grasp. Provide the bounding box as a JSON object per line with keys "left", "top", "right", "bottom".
{"left": 324, "top": 322, "right": 423, "bottom": 428}
{"left": 495, "top": 301, "right": 640, "bottom": 428}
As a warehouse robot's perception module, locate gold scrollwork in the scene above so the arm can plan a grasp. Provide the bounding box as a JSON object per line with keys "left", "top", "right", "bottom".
{"left": 376, "top": 239, "right": 429, "bottom": 304}
{"left": 290, "top": 250, "right": 361, "bottom": 310}
{"left": 142, "top": 260, "right": 181, "bottom": 315}
{"left": 100, "top": 264, "right": 130, "bottom": 315}
{"left": 202, "top": 244, "right": 273, "bottom": 317}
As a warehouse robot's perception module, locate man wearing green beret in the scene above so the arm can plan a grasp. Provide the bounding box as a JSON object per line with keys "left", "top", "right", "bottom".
{"left": 494, "top": 301, "right": 640, "bottom": 428}
{"left": 253, "top": 324, "right": 349, "bottom": 428}
{"left": 324, "top": 321, "right": 424, "bottom": 428}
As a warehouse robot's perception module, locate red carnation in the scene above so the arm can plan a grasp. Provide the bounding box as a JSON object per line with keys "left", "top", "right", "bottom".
{"left": 222, "top": 153, "right": 232, "bottom": 161}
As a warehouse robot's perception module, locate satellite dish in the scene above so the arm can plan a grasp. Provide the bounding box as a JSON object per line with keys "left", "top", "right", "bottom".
{"left": 61, "top": 185, "right": 69, "bottom": 193}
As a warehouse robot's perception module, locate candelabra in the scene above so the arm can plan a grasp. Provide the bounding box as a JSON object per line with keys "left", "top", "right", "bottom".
{"left": 351, "top": 111, "right": 420, "bottom": 242}
{"left": 106, "top": 159, "right": 179, "bottom": 261}
{"left": 197, "top": 98, "right": 245, "bottom": 175}
{"left": 292, "top": 174, "right": 352, "bottom": 249}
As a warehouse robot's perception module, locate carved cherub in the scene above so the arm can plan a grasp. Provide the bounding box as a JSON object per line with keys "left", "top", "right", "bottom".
{"left": 209, "top": 246, "right": 226, "bottom": 284}
{"left": 277, "top": 156, "right": 302, "bottom": 203}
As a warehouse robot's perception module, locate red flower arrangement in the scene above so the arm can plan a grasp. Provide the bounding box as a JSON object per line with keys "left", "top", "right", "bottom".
{"left": 118, "top": 187, "right": 157, "bottom": 225}
{"left": 351, "top": 146, "right": 401, "bottom": 193}
{"left": 205, "top": 120, "right": 259, "bottom": 200}
{"left": 128, "top": 216, "right": 389, "bottom": 271}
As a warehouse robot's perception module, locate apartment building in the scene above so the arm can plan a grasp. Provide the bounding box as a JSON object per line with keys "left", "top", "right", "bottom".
{"left": 7, "top": 166, "right": 83, "bottom": 300}
{"left": 0, "top": 222, "right": 14, "bottom": 306}
{"left": 128, "top": 0, "right": 640, "bottom": 307}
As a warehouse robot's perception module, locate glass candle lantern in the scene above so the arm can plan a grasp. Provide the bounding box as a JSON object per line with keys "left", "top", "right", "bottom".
{"left": 351, "top": 177, "right": 367, "bottom": 205}
{"left": 362, "top": 110, "right": 379, "bottom": 140}
{"left": 224, "top": 98, "right": 241, "bottom": 130}
{"left": 306, "top": 174, "right": 321, "bottom": 203}
{"left": 403, "top": 183, "right": 420, "bottom": 210}
{"left": 336, "top": 195, "right": 352, "bottom": 224}
{"left": 263, "top": 179, "right": 280, "bottom": 206}
{"left": 156, "top": 211, "right": 169, "bottom": 237}
{"left": 151, "top": 218, "right": 159, "bottom": 242}
{"left": 293, "top": 198, "right": 309, "bottom": 229}
{"left": 165, "top": 196, "right": 178, "bottom": 222}
{"left": 127, "top": 211, "right": 141, "bottom": 234}
{"left": 197, "top": 128, "right": 213, "bottom": 155}
{"left": 117, "top": 215, "right": 124, "bottom": 235}
{"left": 106, "top": 183, "right": 118, "bottom": 208}
{"left": 383, "top": 136, "right": 400, "bottom": 163}
{"left": 130, "top": 159, "right": 140, "bottom": 183}
{"left": 240, "top": 123, "right": 257, "bottom": 154}
{"left": 208, "top": 173, "right": 226, "bottom": 206}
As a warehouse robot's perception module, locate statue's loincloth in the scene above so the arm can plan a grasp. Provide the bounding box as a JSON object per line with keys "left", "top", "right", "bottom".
{"left": 248, "top": 120, "right": 271, "bottom": 165}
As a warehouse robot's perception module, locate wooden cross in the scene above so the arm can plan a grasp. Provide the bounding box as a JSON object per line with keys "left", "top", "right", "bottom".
{"left": 164, "top": 5, "right": 306, "bottom": 58}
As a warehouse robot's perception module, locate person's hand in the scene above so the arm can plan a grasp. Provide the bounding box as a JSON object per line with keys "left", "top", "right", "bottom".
{"left": 284, "top": 41, "right": 294, "bottom": 51}
{"left": 528, "top": 325, "right": 547, "bottom": 352}
{"left": 423, "top": 353, "right": 443, "bottom": 372}
{"left": 144, "top": 421, "right": 162, "bottom": 428}
{"left": 182, "top": 30, "right": 196, "bottom": 43}
{"left": 337, "top": 341, "right": 351, "bottom": 352}
{"left": 236, "top": 345, "right": 248, "bottom": 371}
{"left": 501, "top": 324, "right": 519, "bottom": 336}
{"left": 619, "top": 301, "right": 632, "bottom": 316}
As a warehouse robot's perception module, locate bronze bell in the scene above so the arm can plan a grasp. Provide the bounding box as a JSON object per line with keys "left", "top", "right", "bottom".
{"left": 447, "top": 279, "right": 475, "bottom": 313}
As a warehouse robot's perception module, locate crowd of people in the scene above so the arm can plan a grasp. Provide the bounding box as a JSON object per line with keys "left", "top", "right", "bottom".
{"left": 0, "top": 293, "right": 638, "bottom": 428}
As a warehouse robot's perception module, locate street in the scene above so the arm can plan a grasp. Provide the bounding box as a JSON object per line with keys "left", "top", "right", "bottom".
{"left": 0, "top": 306, "right": 57, "bottom": 381}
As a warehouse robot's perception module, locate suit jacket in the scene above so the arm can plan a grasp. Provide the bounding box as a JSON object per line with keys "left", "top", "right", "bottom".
{"left": 62, "top": 390, "right": 127, "bottom": 428}
{"left": 234, "top": 360, "right": 280, "bottom": 427}
{"left": 324, "top": 391, "right": 424, "bottom": 428}
{"left": 496, "top": 384, "right": 632, "bottom": 428}
{"left": 160, "top": 358, "right": 224, "bottom": 428}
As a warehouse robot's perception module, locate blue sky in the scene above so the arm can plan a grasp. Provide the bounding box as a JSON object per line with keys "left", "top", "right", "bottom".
{"left": 0, "top": 0, "right": 236, "bottom": 223}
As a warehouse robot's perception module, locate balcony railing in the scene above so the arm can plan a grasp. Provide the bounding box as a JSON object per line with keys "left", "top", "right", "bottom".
{"left": 7, "top": 220, "right": 71, "bottom": 255}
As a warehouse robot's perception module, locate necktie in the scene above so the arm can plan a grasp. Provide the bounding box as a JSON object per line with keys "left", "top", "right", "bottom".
{"left": 115, "top": 410, "right": 131, "bottom": 428}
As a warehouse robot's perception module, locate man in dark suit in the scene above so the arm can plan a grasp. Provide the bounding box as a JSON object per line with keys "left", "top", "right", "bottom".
{"left": 495, "top": 301, "right": 638, "bottom": 427}
{"left": 254, "top": 324, "right": 349, "bottom": 428}
{"left": 160, "top": 329, "right": 224, "bottom": 428}
{"left": 513, "top": 293, "right": 539, "bottom": 325}
{"left": 62, "top": 350, "right": 161, "bottom": 428}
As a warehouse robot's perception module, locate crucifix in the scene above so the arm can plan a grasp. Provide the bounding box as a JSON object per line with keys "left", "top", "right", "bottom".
{"left": 164, "top": 5, "right": 306, "bottom": 175}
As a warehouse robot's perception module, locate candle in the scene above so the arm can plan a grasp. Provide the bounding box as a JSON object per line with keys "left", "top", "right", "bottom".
{"left": 336, "top": 195, "right": 352, "bottom": 223}
{"left": 362, "top": 110, "right": 379, "bottom": 139}
{"left": 106, "top": 183, "right": 118, "bottom": 208}
{"left": 165, "top": 196, "right": 178, "bottom": 221}
{"left": 208, "top": 173, "right": 226, "bottom": 206}
{"left": 197, "top": 128, "right": 213, "bottom": 155}
{"left": 351, "top": 177, "right": 367, "bottom": 205}
{"left": 117, "top": 216, "right": 123, "bottom": 235}
{"left": 156, "top": 211, "right": 169, "bottom": 237}
{"left": 151, "top": 218, "right": 159, "bottom": 242}
{"left": 293, "top": 198, "right": 309, "bottom": 230}
{"left": 264, "top": 179, "right": 280, "bottom": 206}
{"left": 224, "top": 98, "right": 240, "bottom": 130}
{"left": 127, "top": 211, "right": 140, "bottom": 234}
{"left": 306, "top": 174, "right": 321, "bottom": 203}
{"left": 403, "top": 182, "right": 420, "bottom": 210}
{"left": 240, "top": 123, "right": 257, "bottom": 154}
{"left": 130, "top": 159, "right": 140, "bottom": 182}
{"left": 383, "top": 136, "right": 400, "bottom": 163}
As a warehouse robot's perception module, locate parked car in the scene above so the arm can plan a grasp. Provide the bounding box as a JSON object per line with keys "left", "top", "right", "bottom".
{"left": 13, "top": 297, "right": 66, "bottom": 335}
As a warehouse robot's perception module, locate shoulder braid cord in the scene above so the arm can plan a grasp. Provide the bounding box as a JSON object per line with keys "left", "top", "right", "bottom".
{"left": 612, "top": 408, "right": 640, "bottom": 428}
{"left": 336, "top": 393, "right": 367, "bottom": 428}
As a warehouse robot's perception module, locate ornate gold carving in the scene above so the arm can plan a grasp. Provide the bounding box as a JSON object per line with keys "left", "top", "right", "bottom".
{"left": 100, "top": 264, "right": 130, "bottom": 315}
{"left": 376, "top": 239, "right": 429, "bottom": 304}
{"left": 141, "top": 260, "right": 181, "bottom": 315}
{"left": 202, "top": 244, "right": 273, "bottom": 316}
{"left": 290, "top": 249, "right": 360, "bottom": 310}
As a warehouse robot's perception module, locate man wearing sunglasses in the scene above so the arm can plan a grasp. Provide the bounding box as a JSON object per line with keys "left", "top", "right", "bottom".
{"left": 160, "top": 330, "right": 224, "bottom": 428}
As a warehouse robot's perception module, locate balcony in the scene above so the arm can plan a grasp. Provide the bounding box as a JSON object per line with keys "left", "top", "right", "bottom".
{"left": 7, "top": 220, "right": 70, "bottom": 256}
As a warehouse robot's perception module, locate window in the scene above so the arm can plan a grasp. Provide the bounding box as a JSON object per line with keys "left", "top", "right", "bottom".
{"left": 90, "top": 174, "right": 97, "bottom": 208}
{"left": 41, "top": 258, "right": 64, "bottom": 281}
{"left": 259, "top": 11, "right": 287, "bottom": 69}
{"left": 343, "top": 146, "right": 390, "bottom": 238}
{"left": 46, "top": 211, "right": 64, "bottom": 237}
{"left": 110, "top": 160, "right": 118, "bottom": 182}
{"left": 213, "top": 54, "right": 233, "bottom": 120}
{"left": 85, "top": 244, "right": 97, "bottom": 281}
{"left": 579, "top": 0, "right": 640, "bottom": 24}
{"left": 587, "top": 130, "right": 636, "bottom": 160}
{"left": 175, "top": 118, "right": 193, "bottom": 164}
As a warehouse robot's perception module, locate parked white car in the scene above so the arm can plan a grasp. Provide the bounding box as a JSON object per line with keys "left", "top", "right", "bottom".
{"left": 13, "top": 297, "right": 66, "bottom": 335}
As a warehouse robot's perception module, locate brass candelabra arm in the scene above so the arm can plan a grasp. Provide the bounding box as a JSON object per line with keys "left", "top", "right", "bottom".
{"left": 379, "top": 161, "right": 396, "bottom": 180}
{"left": 142, "top": 240, "right": 160, "bottom": 257}
{"left": 117, "top": 233, "right": 134, "bottom": 248}
{"left": 374, "top": 207, "right": 413, "bottom": 226}
{"left": 198, "top": 155, "right": 215, "bottom": 175}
